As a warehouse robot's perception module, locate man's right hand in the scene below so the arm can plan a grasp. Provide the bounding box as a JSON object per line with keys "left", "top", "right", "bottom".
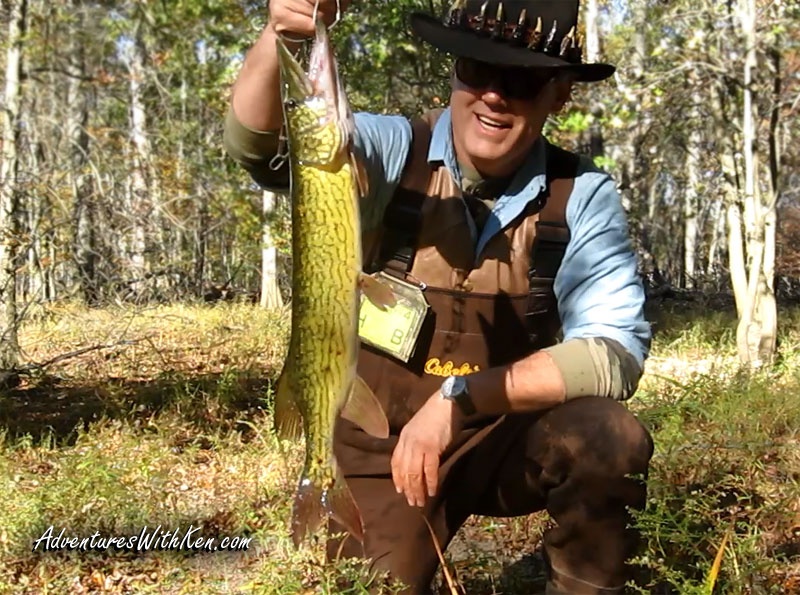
{"left": 268, "top": 0, "right": 352, "bottom": 39}
{"left": 228, "top": 0, "right": 352, "bottom": 134}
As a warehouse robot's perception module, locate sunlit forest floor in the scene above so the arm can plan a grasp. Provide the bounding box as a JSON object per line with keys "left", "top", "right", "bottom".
{"left": 0, "top": 300, "right": 798, "bottom": 594}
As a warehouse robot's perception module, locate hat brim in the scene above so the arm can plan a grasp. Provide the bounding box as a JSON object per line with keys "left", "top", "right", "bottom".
{"left": 410, "top": 13, "right": 615, "bottom": 82}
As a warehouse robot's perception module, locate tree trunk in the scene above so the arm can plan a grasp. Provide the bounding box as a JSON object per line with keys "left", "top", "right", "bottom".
{"left": 583, "top": 0, "right": 600, "bottom": 64}
{"left": 260, "top": 190, "right": 283, "bottom": 309}
{"left": 0, "top": 0, "right": 27, "bottom": 383}
{"left": 125, "top": 28, "right": 149, "bottom": 297}
{"left": 124, "top": 20, "right": 162, "bottom": 299}
{"left": 706, "top": 199, "right": 723, "bottom": 280}
{"left": 68, "top": 1, "right": 99, "bottom": 305}
{"left": 683, "top": 75, "right": 702, "bottom": 289}
{"left": 194, "top": 180, "right": 209, "bottom": 298}
{"left": 732, "top": 0, "right": 777, "bottom": 367}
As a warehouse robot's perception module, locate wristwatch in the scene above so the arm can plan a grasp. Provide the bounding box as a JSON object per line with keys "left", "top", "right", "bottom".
{"left": 440, "top": 375, "right": 477, "bottom": 416}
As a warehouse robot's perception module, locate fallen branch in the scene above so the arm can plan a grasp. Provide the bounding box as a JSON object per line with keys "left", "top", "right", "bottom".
{"left": 8, "top": 339, "right": 145, "bottom": 376}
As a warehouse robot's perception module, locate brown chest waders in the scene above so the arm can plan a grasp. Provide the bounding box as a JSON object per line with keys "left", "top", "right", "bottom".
{"left": 329, "top": 111, "right": 654, "bottom": 594}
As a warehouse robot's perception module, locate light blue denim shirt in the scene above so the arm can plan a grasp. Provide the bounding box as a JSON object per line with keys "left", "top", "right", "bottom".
{"left": 352, "top": 108, "right": 651, "bottom": 367}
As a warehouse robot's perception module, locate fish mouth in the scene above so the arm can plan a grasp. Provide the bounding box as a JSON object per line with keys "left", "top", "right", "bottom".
{"left": 275, "top": 21, "right": 336, "bottom": 106}
{"left": 276, "top": 20, "right": 349, "bottom": 125}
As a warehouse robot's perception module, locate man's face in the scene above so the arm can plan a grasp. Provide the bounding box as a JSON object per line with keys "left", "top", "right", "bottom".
{"left": 449, "top": 58, "right": 572, "bottom": 178}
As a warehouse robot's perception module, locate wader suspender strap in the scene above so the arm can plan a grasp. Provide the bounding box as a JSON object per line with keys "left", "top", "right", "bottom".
{"left": 529, "top": 144, "right": 578, "bottom": 279}
{"left": 377, "top": 116, "right": 436, "bottom": 278}
{"left": 379, "top": 114, "right": 578, "bottom": 286}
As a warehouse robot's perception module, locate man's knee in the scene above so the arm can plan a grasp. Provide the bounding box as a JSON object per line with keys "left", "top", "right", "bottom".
{"left": 529, "top": 396, "right": 653, "bottom": 481}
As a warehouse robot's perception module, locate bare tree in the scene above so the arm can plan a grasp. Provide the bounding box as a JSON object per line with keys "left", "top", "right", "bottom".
{"left": 0, "top": 0, "right": 27, "bottom": 385}
{"left": 728, "top": 0, "right": 779, "bottom": 366}
{"left": 67, "top": 0, "right": 99, "bottom": 305}
{"left": 683, "top": 71, "right": 702, "bottom": 289}
{"left": 260, "top": 190, "right": 283, "bottom": 309}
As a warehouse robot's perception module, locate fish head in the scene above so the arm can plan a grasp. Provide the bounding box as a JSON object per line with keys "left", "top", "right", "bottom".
{"left": 277, "top": 19, "right": 354, "bottom": 169}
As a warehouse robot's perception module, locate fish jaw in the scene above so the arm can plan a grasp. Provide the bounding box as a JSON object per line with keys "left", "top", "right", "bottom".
{"left": 276, "top": 20, "right": 353, "bottom": 169}
{"left": 307, "top": 18, "right": 355, "bottom": 146}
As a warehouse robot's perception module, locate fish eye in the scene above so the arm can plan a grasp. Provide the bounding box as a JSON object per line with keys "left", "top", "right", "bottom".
{"left": 285, "top": 98, "right": 298, "bottom": 110}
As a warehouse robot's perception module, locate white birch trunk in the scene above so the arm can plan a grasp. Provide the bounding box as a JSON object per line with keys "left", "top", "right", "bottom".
{"left": 0, "top": 0, "right": 26, "bottom": 376}
{"left": 584, "top": 0, "right": 600, "bottom": 64}
{"left": 260, "top": 190, "right": 283, "bottom": 309}
{"left": 125, "top": 31, "right": 149, "bottom": 294}
{"left": 732, "top": 0, "right": 777, "bottom": 367}
{"left": 124, "top": 22, "right": 164, "bottom": 297}
{"left": 706, "top": 199, "right": 723, "bottom": 278}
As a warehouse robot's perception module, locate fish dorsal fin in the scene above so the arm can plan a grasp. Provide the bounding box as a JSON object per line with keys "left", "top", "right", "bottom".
{"left": 341, "top": 375, "right": 389, "bottom": 438}
{"left": 274, "top": 372, "right": 303, "bottom": 440}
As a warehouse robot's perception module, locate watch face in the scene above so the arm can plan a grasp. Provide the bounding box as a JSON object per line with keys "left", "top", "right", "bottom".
{"left": 441, "top": 375, "right": 456, "bottom": 396}
{"left": 442, "top": 375, "right": 466, "bottom": 397}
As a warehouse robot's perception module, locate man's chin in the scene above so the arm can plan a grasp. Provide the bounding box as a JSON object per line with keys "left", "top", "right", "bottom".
{"left": 465, "top": 147, "right": 508, "bottom": 174}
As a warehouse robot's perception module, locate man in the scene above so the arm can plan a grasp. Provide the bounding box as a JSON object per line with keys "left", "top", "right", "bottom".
{"left": 225, "top": 0, "right": 654, "bottom": 593}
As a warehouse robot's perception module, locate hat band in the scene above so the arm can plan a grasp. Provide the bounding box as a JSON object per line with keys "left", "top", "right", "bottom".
{"left": 444, "top": 1, "right": 583, "bottom": 64}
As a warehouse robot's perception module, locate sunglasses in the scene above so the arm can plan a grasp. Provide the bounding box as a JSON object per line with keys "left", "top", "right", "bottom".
{"left": 454, "top": 58, "right": 555, "bottom": 100}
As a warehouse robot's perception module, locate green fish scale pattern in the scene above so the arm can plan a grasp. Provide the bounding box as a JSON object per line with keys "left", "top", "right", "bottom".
{"left": 285, "top": 106, "right": 361, "bottom": 489}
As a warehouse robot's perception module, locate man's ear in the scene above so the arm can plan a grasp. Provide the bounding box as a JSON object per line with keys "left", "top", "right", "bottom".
{"left": 550, "top": 80, "right": 574, "bottom": 112}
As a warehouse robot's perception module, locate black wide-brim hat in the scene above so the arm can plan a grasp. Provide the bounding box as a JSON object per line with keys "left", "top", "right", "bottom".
{"left": 410, "top": 0, "right": 615, "bottom": 82}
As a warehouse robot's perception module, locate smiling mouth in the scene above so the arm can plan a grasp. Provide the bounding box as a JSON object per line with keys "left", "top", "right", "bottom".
{"left": 475, "top": 114, "right": 511, "bottom": 130}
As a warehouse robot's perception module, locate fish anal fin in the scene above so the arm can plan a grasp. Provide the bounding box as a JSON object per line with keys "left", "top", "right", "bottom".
{"left": 341, "top": 375, "right": 390, "bottom": 439}
{"left": 358, "top": 273, "right": 397, "bottom": 311}
{"left": 274, "top": 372, "right": 303, "bottom": 440}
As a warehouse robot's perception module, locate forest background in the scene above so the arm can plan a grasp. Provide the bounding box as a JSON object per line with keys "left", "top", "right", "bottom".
{"left": 0, "top": 0, "right": 799, "bottom": 593}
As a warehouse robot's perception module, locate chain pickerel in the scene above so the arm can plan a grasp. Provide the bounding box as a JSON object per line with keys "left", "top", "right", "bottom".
{"left": 274, "top": 20, "right": 393, "bottom": 547}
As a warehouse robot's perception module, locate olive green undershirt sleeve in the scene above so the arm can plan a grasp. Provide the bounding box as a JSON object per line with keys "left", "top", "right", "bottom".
{"left": 543, "top": 337, "right": 643, "bottom": 401}
{"left": 223, "top": 107, "right": 289, "bottom": 191}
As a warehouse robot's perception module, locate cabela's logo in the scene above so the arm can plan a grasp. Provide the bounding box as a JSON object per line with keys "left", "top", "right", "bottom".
{"left": 424, "top": 358, "right": 480, "bottom": 377}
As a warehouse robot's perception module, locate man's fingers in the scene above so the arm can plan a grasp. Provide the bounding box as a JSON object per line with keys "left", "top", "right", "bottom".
{"left": 401, "top": 444, "right": 426, "bottom": 507}
{"left": 391, "top": 436, "right": 405, "bottom": 494}
{"left": 270, "top": 0, "right": 345, "bottom": 35}
{"left": 423, "top": 452, "right": 439, "bottom": 498}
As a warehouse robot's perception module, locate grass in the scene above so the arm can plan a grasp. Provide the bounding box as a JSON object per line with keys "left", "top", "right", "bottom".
{"left": 0, "top": 300, "right": 798, "bottom": 594}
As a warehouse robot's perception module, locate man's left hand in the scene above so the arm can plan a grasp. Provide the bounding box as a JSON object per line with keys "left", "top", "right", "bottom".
{"left": 391, "top": 394, "right": 465, "bottom": 507}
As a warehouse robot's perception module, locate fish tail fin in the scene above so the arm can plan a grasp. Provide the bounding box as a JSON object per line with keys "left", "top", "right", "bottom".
{"left": 290, "top": 463, "right": 364, "bottom": 547}
{"left": 290, "top": 473, "right": 326, "bottom": 547}
{"left": 327, "top": 462, "right": 364, "bottom": 544}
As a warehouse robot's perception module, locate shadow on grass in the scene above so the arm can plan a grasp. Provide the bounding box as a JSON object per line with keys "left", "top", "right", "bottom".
{"left": 434, "top": 548, "right": 546, "bottom": 595}
{"left": 0, "top": 370, "right": 273, "bottom": 445}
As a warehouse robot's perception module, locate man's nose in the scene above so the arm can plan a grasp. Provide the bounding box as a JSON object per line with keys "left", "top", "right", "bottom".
{"left": 481, "top": 82, "right": 508, "bottom": 106}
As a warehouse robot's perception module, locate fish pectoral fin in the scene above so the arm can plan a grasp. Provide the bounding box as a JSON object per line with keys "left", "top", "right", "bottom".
{"left": 358, "top": 273, "right": 397, "bottom": 311}
{"left": 350, "top": 150, "right": 369, "bottom": 199}
{"left": 341, "top": 375, "right": 390, "bottom": 439}
{"left": 274, "top": 372, "right": 303, "bottom": 440}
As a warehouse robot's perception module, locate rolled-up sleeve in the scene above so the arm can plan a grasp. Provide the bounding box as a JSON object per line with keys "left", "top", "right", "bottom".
{"left": 555, "top": 163, "right": 651, "bottom": 368}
